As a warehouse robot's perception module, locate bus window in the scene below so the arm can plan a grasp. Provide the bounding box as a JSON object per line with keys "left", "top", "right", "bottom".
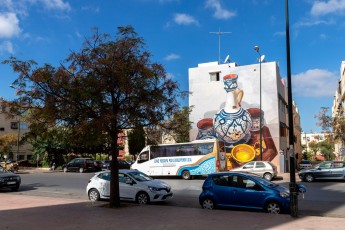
{"left": 198, "top": 143, "right": 214, "bottom": 155}
{"left": 138, "top": 151, "right": 150, "bottom": 163}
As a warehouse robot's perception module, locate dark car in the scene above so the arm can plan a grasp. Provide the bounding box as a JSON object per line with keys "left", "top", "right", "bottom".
{"left": 298, "top": 161, "right": 345, "bottom": 182}
{"left": 101, "top": 159, "right": 131, "bottom": 170}
{"left": 199, "top": 171, "right": 306, "bottom": 214}
{"left": 93, "top": 160, "right": 102, "bottom": 171}
{"left": 62, "top": 158, "right": 95, "bottom": 173}
{"left": 0, "top": 165, "right": 21, "bottom": 191}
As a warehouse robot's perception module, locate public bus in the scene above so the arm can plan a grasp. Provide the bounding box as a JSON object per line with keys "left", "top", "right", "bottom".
{"left": 130, "top": 139, "right": 227, "bottom": 179}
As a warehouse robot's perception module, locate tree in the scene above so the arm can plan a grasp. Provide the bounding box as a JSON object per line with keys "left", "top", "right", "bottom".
{"left": 2, "top": 26, "right": 184, "bottom": 208}
{"left": 0, "top": 134, "right": 17, "bottom": 159}
{"left": 162, "top": 106, "right": 193, "bottom": 143}
{"left": 308, "top": 141, "right": 319, "bottom": 158}
{"left": 127, "top": 126, "right": 146, "bottom": 159}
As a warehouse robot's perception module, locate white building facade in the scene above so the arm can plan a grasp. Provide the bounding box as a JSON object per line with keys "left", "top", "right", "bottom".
{"left": 189, "top": 61, "right": 300, "bottom": 173}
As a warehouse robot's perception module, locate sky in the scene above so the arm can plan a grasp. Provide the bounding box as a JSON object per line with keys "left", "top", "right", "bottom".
{"left": 0, "top": 0, "right": 344, "bottom": 134}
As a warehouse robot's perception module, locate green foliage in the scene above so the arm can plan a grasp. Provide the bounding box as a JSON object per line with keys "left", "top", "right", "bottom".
{"left": 128, "top": 126, "right": 146, "bottom": 157}
{"left": 0, "top": 134, "right": 17, "bottom": 158}
{"left": 2, "top": 25, "right": 183, "bottom": 208}
{"left": 163, "top": 106, "right": 193, "bottom": 143}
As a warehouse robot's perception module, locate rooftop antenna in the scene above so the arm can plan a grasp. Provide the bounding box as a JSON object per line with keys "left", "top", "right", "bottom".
{"left": 210, "top": 28, "right": 231, "bottom": 65}
{"left": 224, "top": 54, "right": 230, "bottom": 64}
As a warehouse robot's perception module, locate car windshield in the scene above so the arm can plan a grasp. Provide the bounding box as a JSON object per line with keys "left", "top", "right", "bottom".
{"left": 254, "top": 176, "right": 277, "bottom": 187}
{"left": 128, "top": 171, "right": 153, "bottom": 182}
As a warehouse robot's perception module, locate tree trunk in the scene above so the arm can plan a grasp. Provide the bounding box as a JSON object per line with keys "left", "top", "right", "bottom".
{"left": 109, "top": 138, "right": 120, "bottom": 208}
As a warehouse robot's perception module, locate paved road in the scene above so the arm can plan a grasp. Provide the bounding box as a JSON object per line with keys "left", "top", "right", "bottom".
{"left": 9, "top": 169, "right": 345, "bottom": 218}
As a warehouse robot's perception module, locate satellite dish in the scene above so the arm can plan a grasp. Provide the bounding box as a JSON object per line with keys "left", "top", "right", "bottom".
{"left": 260, "top": 55, "right": 265, "bottom": 62}
{"left": 224, "top": 54, "right": 230, "bottom": 63}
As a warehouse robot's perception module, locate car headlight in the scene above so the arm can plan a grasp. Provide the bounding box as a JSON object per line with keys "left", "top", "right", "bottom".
{"left": 148, "top": 186, "right": 159, "bottom": 192}
{"left": 280, "top": 191, "right": 289, "bottom": 198}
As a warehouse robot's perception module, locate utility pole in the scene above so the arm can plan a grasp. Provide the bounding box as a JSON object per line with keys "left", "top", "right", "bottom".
{"left": 210, "top": 28, "right": 231, "bottom": 64}
{"left": 285, "top": 0, "right": 298, "bottom": 217}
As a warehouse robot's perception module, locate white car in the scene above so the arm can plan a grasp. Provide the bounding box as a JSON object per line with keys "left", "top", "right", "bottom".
{"left": 231, "top": 161, "right": 278, "bottom": 181}
{"left": 86, "top": 169, "right": 173, "bottom": 204}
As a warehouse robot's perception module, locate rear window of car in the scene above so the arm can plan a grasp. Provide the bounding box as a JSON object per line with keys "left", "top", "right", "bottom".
{"left": 86, "top": 159, "right": 94, "bottom": 164}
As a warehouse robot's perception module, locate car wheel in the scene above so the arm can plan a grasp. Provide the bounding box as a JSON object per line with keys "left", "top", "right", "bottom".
{"left": 182, "top": 170, "right": 191, "bottom": 180}
{"left": 263, "top": 173, "right": 273, "bottom": 181}
{"left": 266, "top": 201, "right": 281, "bottom": 214}
{"left": 79, "top": 167, "right": 84, "bottom": 173}
{"left": 201, "top": 198, "right": 215, "bottom": 210}
{"left": 88, "top": 189, "right": 100, "bottom": 201}
{"left": 63, "top": 167, "right": 68, "bottom": 173}
{"left": 136, "top": 192, "right": 150, "bottom": 204}
{"left": 305, "top": 174, "right": 314, "bottom": 182}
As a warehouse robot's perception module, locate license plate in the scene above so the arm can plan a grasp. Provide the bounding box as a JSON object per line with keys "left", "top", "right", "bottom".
{"left": 7, "top": 181, "right": 16, "bottom": 185}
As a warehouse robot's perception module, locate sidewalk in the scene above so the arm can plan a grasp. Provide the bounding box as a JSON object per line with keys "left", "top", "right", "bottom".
{"left": 1, "top": 193, "right": 345, "bottom": 230}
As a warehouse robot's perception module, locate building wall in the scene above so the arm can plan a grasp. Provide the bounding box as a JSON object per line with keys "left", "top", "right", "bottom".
{"left": 0, "top": 112, "right": 31, "bottom": 161}
{"left": 189, "top": 61, "right": 287, "bottom": 172}
{"left": 332, "top": 61, "right": 345, "bottom": 159}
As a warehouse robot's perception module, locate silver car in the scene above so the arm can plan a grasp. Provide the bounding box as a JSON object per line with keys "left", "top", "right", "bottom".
{"left": 231, "top": 161, "right": 277, "bottom": 181}
{"left": 86, "top": 169, "right": 173, "bottom": 204}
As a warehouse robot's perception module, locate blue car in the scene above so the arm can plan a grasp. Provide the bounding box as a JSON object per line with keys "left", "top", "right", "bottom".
{"left": 199, "top": 172, "right": 305, "bottom": 214}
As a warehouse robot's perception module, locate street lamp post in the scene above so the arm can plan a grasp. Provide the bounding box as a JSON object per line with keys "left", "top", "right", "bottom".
{"left": 254, "top": 45, "right": 263, "bottom": 161}
{"left": 10, "top": 84, "right": 21, "bottom": 162}
{"left": 285, "top": 0, "right": 298, "bottom": 217}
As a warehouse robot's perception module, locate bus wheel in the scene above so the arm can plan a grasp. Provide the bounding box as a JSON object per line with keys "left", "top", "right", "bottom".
{"left": 182, "top": 170, "right": 191, "bottom": 180}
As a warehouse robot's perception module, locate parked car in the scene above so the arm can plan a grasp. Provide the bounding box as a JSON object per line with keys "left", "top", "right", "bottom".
{"left": 298, "top": 161, "right": 345, "bottom": 182}
{"left": 101, "top": 159, "right": 131, "bottom": 170}
{"left": 62, "top": 158, "right": 95, "bottom": 173}
{"left": 93, "top": 160, "right": 103, "bottom": 171}
{"left": 199, "top": 171, "right": 306, "bottom": 214}
{"left": 230, "top": 161, "right": 277, "bottom": 181}
{"left": 298, "top": 160, "right": 312, "bottom": 170}
{"left": 0, "top": 165, "right": 21, "bottom": 191}
{"left": 86, "top": 169, "right": 173, "bottom": 204}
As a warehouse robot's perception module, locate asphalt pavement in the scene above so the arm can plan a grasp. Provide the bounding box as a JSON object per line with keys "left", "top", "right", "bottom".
{"left": 1, "top": 168, "right": 344, "bottom": 230}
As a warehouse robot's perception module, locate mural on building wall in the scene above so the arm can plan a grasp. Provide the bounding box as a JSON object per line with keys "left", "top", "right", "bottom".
{"left": 195, "top": 73, "right": 277, "bottom": 170}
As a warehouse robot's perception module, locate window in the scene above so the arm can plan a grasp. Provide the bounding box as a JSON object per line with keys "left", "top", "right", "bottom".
{"left": 255, "top": 162, "right": 266, "bottom": 168}
{"left": 244, "top": 162, "right": 254, "bottom": 169}
{"left": 209, "top": 71, "right": 220, "bottom": 81}
{"left": 99, "top": 172, "right": 111, "bottom": 181}
{"left": 118, "top": 173, "right": 129, "bottom": 183}
{"left": 138, "top": 151, "right": 149, "bottom": 163}
{"left": 11, "top": 122, "right": 19, "bottom": 129}
{"left": 212, "top": 175, "right": 229, "bottom": 186}
{"left": 0, "top": 127, "right": 4, "bottom": 131}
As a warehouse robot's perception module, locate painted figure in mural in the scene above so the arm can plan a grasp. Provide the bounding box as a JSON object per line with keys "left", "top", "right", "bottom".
{"left": 247, "top": 107, "right": 277, "bottom": 162}
{"left": 196, "top": 118, "right": 216, "bottom": 140}
{"left": 213, "top": 74, "right": 252, "bottom": 148}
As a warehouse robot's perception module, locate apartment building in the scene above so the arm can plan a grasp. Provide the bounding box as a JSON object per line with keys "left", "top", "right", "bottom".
{"left": 0, "top": 111, "right": 31, "bottom": 161}
{"left": 332, "top": 61, "right": 345, "bottom": 159}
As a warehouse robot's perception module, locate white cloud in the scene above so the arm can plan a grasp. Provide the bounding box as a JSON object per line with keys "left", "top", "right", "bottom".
{"left": 205, "top": 0, "right": 236, "bottom": 20}
{"left": 311, "top": 0, "right": 345, "bottom": 16}
{"left": 173, "top": 13, "right": 199, "bottom": 26}
{"left": 0, "top": 12, "right": 21, "bottom": 38}
{"left": 294, "top": 18, "right": 335, "bottom": 28}
{"left": 164, "top": 53, "right": 180, "bottom": 61}
{"left": 0, "top": 40, "right": 14, "bottom": 54}
{"left": 292, "top": 69, "right": 338, "bottom": 97}
{"left": 40, "top": 0, "right": 71, "bottom": 11}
